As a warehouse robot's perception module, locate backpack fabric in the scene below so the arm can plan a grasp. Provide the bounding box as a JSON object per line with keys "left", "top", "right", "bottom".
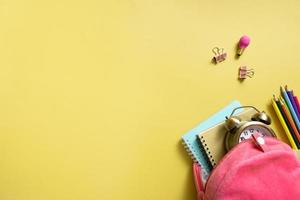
{"left": 193, "top": 134, "right": 300, "bottom": 200}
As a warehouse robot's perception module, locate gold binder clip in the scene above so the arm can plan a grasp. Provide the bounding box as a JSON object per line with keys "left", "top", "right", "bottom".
{"left": 212, "top": 47, "right": 227, "bottom": 64}
{"left": 238, "top": 66, "right": 254, "bottom": 79}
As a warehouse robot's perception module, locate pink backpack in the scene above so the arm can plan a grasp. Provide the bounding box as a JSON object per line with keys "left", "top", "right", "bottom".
{"left": 193, "top": 134, "right": 300, "bottom": 200}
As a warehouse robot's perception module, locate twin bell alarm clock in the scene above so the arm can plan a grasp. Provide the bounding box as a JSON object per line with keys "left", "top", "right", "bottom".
{"left": 225, "top": 106, "right": 277, "bottom": 151}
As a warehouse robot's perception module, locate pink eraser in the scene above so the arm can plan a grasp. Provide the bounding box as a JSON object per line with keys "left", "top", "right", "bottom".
{"left": 239, "top": 35, "right": 251, "bottom": 48}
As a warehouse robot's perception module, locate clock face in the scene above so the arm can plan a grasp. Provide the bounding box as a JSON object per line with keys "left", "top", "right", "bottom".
{"left": 239, "top": 125, "right": 273, "bottom": 143}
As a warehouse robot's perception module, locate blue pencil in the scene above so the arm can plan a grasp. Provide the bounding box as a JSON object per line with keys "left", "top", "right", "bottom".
{"left": 287, "top": 88, "right": 300, "bottom": 124}
{"left": 281, "top": 86, "right": 300, "bottom": 133}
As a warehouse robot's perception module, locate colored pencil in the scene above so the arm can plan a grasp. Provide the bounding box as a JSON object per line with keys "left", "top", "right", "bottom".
{"left": 272, "top": 96, "right": 298, "bottom": 149}
{"left": 279, "top": 96, "right": 300, "bottom": 145}
{"left": 293, "top": 95, "right": 300, "bottom": 119}
{"left": 281, "top": 86, "right": 300, "bottom": 133}
{"left": 277, "top": 96, "right": 300, "bottom": 148}
{"left": 286, "top": 87, "right": 300, "bottom": 124}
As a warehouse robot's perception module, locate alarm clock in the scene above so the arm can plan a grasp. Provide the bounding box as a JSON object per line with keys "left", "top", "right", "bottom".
{"left": 225, "top": 106, "right": 276, "bottom": 151}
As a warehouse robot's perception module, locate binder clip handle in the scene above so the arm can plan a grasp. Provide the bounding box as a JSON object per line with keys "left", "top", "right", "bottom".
{"left": 212, "top": 47, "right": 227, "bottom": 64}
{"left": 238, "top": 66, "right": 255, "bottom": 79}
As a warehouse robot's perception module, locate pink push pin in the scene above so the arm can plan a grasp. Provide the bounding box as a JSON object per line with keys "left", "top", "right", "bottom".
{"left": 237, "top": 35, "right": 250, "bottom": 56}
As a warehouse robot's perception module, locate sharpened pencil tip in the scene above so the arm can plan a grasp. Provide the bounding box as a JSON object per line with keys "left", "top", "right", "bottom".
{"left": 280, "top": 86, "right": 286, "bottom": 93}
{"left": 279, "top": 96, "right": 285, "bottom": 103}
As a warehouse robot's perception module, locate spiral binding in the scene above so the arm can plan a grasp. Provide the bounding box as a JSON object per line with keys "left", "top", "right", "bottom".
{"left": 182, "top": 138, "right": 211, "bottom": 180}
{"left": 199, "top": 135, "right": 217, "bottom": 167}
{"left": 182, "top": 140, "right": 198, "bottom": 163}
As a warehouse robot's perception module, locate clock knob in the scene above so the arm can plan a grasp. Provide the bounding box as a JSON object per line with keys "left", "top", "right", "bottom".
{"left": 225, "top": 116, "right": 242, "bottom": 132}
{"left": 251, "top": 111, "right": 271, "bottom": 125}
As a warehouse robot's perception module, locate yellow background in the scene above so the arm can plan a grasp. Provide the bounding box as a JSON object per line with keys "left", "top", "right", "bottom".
{"left": 0, "top": 0, "right": 299, "bottom": 199}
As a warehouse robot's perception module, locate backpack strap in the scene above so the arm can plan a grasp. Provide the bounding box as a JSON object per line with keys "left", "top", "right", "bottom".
{"left": 193, "top": 163, "right": 205, "bottom": 200}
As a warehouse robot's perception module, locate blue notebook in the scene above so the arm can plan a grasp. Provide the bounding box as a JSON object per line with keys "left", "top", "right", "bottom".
{"left": 181, "top": 101, "right": 242, "bottom": 178}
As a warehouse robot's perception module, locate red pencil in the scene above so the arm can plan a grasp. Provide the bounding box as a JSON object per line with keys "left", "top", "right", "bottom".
{"left": 293, "top": 95, "right": 300, "bottom": 118}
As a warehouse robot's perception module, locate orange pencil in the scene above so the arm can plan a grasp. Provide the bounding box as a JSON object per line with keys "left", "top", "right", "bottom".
{"left": 279, "top": 97, "right": 300, "bottom": 143}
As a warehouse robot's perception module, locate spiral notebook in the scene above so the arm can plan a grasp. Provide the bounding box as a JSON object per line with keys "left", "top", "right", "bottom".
{"left": 181, "top": 101, "right": 242, "bottom": 179}
{"left": 197, "top": 108, "right": 256, "bottom": 167}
